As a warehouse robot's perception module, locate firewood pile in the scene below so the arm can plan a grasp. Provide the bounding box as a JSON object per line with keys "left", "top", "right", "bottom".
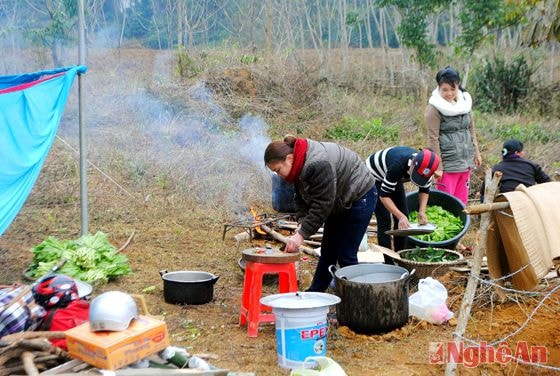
{"left": 230, "top": 216, "right": 377, "bottom": 257}
{"left": 0, "top": 331, "right": 70, "bottom": 376}
{"left": 0, "top": 331, "right": 239, "bottom": 375}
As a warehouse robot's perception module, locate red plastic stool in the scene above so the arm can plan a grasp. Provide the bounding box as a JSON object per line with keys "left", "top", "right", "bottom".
{"left": 239, "top": 249, "right": 299, "bottom": 337}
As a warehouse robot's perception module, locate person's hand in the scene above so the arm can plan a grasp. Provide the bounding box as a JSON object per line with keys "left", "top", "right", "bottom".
{"left": 285, "top": 232, "right": 303, "bottom": 253}
{"left": 417, "top": 211, "right": 428, "bottom": 225}
{"left": 474, "top": 155, "right": 482, "bottom": 168}
{"left": 434, "top": 168, "right": 443, "bottom": 180}
{"left": 398, "top": 216, "right": 411, "bottom": 229}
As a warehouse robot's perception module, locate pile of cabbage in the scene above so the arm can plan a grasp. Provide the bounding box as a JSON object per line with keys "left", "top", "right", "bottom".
{"left": 27, "top": 232, "right": 132, "bottom": 283}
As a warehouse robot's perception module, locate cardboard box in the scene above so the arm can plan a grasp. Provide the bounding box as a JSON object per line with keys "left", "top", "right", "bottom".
{"left": 66, "top": 315, "right": 169, "bottom": 370}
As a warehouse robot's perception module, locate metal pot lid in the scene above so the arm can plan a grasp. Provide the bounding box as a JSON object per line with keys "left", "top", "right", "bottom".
{"left": 349, "top": 272, "right": 408, "bottom": 284}
{"left": 76, "top": 280, "right": 93, "bottom": 298}
{"left": 260, "top": 292, "right": 341, "bottom": 309}
{"left": 162, "top": 271, "right": 216, "bottom": 283}
{"left": 385, "top": 223, "right": 436, "bottom": 236}
{"left": 335, "top": 263, "right": 409, "bottom": 282}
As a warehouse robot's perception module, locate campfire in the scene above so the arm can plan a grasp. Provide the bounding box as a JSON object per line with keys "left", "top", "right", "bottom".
{"left": 222, "top": 211, "right": 292, "bottom": 241}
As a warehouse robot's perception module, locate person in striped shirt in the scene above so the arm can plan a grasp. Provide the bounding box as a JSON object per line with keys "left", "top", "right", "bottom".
{"left": 366, "top": 147, "right": 440, "bottom": 261}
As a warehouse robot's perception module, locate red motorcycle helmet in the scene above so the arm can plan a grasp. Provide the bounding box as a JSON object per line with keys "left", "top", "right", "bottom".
{"left": 32, "top": 274, "right": 79, "bottom": 309}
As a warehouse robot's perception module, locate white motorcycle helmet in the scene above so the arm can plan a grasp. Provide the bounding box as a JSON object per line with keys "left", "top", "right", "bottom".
{"left": 89, "top": 291, "right": 139, "bottom": 332}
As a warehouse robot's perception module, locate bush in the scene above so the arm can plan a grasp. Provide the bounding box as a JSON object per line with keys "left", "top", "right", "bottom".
{"left": 325, "top": 116, "right": 399, "bottom": 142}
{"left": 176, "top": 47, "right": 201, "bottom": 79}
{"left": 493, "top": 122, "right": 558, "bottom": 144}
{"left": 470, "top": 54, "right": 535, "bottom": 113}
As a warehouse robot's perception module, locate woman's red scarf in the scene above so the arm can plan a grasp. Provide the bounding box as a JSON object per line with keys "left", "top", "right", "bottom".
{"left": 285, "top": 138, "right": 308, "bottom": 183}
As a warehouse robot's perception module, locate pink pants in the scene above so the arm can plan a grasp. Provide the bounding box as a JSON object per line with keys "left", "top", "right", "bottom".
{"left": 436, "top": 170, "right": 471, "bottom": 205}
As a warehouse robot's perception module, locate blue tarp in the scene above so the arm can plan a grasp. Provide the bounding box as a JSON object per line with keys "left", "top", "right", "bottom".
{"left": 0, "top": 65, "right": 87, "bottom": 236}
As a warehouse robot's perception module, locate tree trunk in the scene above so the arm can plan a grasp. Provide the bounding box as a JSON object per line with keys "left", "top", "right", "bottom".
{"left": 177, "top": 0, "right": 183, "bottom": 48}
{"left": 338, "top": 0, "right": 349, "bottom": 72}
{"left": 265, "top": 0, "right": 273, "bottom": 58}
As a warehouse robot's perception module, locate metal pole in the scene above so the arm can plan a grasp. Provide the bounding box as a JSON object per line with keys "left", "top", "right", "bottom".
{"left": 78, "top": 0, "right": 88, "bottom": 235}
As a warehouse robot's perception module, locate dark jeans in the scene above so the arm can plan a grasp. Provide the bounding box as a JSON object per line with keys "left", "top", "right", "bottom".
{"left": 307, "top": 186, "right": 377, "bottom": 292}
{"left": 374, "top": 181, "right": 409, "bottom": 263}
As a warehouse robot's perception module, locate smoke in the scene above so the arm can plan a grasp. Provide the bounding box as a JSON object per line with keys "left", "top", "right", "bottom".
{"left": 58, "top": 60, "right": 273, "bottom": 212}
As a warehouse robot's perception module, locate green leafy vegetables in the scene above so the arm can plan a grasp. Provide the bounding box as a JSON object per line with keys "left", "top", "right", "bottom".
{"left": 28, "top": 232, "right": 132, "bottom": 283}
{"left": 409, "top": 205, "right": 463, "bottom": 242}
{"left": 402, "top": 247, "right": 460, "bottom": 263}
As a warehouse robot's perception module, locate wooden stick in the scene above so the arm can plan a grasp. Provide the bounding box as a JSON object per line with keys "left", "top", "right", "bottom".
{"left": 232, "top": 232, "right": 250, "bottom": 243}
{"left": 116, "top": 231, "right": 136, "bottom": 253}
{"left": 445, "top": 170, "right": 502, "bottom": 376}
{"left": 303, "top": 240, "right": 322, "bottom": 246}
{"left": 464, "top": 201, "right": 510, "bottom": 215}
{"left": 21, "top": 351, "right": 39, "bottom": 376}
{"left": 0, "top": 339, "right": 67, "bottom": 366}
{"left": 1, "top": 331, "right": 65, "bottom": 343}
{"left": 0, "top": 355, "right": 60, "bottom": 376}
{"left": 260, "top": 224, "right": 320, "bottom": 257}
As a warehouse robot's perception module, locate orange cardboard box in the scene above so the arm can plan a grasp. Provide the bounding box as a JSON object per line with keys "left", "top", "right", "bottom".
{"left": 66, "top": 315, "right": 169, "bottom": 370}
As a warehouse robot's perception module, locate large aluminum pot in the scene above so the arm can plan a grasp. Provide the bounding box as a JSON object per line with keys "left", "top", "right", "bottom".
{"left": 330, "top": 264, "right": 415, "bottom": 334}
{"left": 159, "top": 270, "right": 219, "bottom": 305}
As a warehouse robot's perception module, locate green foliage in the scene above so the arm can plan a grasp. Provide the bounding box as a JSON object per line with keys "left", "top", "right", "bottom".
{"left": 176, "top": 47, "right": 201, "bottom": 79}
{"left": 377, "top": 0, "right": 449, "bottom": 68}
{"left": 28, "top": 232, "right": 132, "bottom": 284}
{"left": 402, "top": 247, "right": 460, "bottom": 262}
{"left": 409, "top": 206, "right": 463, "bottom": 242}
{"left": 377, "top": 0, "right": 529, "bottom": 65}
{"left": 240, "top": 54, "right": 258, "bottom": 64}
{"left": 470, "top": 54, "right": 536, "bottom": 113}
{"left": 325, "top": 116, "right": 399, "bottom": 142}
{"left": 25, "top": 0, "right": 77, "bottom": 48}
{"left": 491, "top": 122, "right": 558, "bottom": 144}
{"left": 457, "top": 0, "right": 528, "bottom": 55}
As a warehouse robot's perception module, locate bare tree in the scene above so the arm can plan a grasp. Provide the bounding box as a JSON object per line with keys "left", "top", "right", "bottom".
{"left": 338, "top": 0, "right": 350, "bottom": 71}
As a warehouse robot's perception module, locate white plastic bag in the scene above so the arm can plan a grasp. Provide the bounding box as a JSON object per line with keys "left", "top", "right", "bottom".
{"left": 290, "top": 356, "right": 347, "bottom": 376}
{"left": 408, "top": 277, "right": 453, "bottom": 324}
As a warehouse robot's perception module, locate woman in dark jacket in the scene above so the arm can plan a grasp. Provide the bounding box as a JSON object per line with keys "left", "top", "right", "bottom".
{"left": 264, "top": 135, "right": 376, "bottom": 292}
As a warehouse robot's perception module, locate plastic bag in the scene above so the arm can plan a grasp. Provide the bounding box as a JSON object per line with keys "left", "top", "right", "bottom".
{"left": 408, "top": 277, "right": 453, "bottom": 324}
{"left": 290, "top": 356, "right": 347, "bottom": 376}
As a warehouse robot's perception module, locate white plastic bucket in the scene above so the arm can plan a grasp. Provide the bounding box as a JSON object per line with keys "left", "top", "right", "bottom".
{"left": 260, "top": 292, "right": 341, "bottom": 369}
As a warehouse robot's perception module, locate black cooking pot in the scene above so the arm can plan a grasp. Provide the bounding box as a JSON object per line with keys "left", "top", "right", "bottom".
{"left": 159, "top": 270, "right": 219, "bottom": 305}
{"left": 330, "top": 264, "right": 415, "bottom": 334}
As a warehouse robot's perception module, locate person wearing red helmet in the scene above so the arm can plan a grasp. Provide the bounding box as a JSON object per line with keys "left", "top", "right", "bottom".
{"left": 366, "top": 147, "right": 441, "bottom": 261}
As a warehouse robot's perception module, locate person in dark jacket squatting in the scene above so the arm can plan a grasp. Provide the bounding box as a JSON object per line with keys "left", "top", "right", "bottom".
{"left": 366, "top": 147, "right": 441, "bottom": 262}
{"left": 480, "top": 139, "right": 551, "bottom": 200}
{"left": 264, "top": 135, "right": 376, "bottom": 292}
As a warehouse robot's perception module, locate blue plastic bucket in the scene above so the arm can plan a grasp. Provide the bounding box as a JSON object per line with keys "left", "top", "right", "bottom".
{"left": 260, "top": 292, "right": 341, "bottom": 369}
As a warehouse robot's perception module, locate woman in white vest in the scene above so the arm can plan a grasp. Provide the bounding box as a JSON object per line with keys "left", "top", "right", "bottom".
{"left": 425, "top": 66, "right": 482, "bottom": 206}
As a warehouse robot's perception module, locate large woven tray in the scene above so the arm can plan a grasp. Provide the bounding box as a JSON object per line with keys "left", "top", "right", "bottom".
{"left": 395, "top": 248, "right": 466, "bottom": 287}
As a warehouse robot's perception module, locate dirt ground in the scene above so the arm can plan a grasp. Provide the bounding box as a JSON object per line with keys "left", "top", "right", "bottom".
{"left": 1, "top": 48, "right": 559, "bottom": 375}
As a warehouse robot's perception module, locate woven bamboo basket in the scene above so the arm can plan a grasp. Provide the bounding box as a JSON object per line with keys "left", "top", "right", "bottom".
{"left": 395, "top": 248, "right": 465, "bottom": 288}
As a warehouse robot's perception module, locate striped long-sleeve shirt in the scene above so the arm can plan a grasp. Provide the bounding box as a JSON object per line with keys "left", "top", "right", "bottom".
{"left": 366, "top": 146, "right": 431, "bottom": 197}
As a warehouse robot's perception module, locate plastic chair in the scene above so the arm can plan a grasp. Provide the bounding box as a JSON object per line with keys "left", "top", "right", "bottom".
{"left": 239, "top": 258, "right": 298, "bottom": 337}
